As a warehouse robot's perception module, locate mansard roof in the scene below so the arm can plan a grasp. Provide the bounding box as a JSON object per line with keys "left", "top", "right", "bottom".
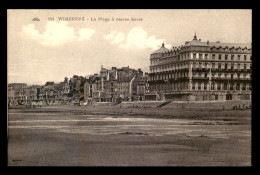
{"left": 152, "top": 43, "right": 169, "bottom": 54}
{"left": 209, "top": 42, "right": 251, "bottom": 49}
{"left": 183, "top": 34, "right": 251, "bottom": 50}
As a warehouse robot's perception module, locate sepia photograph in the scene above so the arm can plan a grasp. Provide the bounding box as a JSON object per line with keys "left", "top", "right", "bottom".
{"left": 7, "top": 9, "right": 252, "bottom": 166}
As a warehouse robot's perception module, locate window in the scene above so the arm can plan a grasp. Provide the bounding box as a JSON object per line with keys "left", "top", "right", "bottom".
{"left": 211, "top": 83, "right": 215, "bottom": 90}
{"left": 236, "top": 84, "right": 240, "bottom": 90}
{"left": 225, "top": 55, "right": 228, "bottom": 60}
{"left": 198, "top": 83, "right": 201, "bottom": 90}
{"left": 250, "top": 55, "right": 252, "bottom": 61}
{"left": 217, "top": 83, "right": 221, "bottom": 90}
{"left": 192, "top": 83, "right": 195, "bottom": 90}
{"left": 231, "top": 55, "right": 234, "bottom": 60}
{"left": 204, "top": 83, "right": 207, "bottom": 90}
{"left": 225, "top": 63, "right": 228, "bottom": 70}
{"left": 238, "top": 64, "right": 240, "bottom": 70}
{"left": 224, "top": 83, "right": 227, "bottom": 90}
{"left": 205, "top": 54, "right": 208, "bottom": 59}
{"left": 244, "top": 64, "right": 246, "bottom": 70}
{"left": 244, "top": 55, "right": 247, "bottom": 61}
{"left": 231, "top": 64, "right": 234, "bottom": 70}
{"left": 199, "top": 53, "right": 202, "bottom": 59}
{"left": 212, "top": 63, "right": 215, "bottom": 69}
{"left": 249, "top": 84, "right": 252, "bottom": 90}
{"left": 237, "top": 73, "right": 240, "bottom": 79}
{"left": 193, "top": 53, "right": 196, "bottom": 59}
{"left": 218, "top": 64, "right": 221, "bottom": 70}
{"left": 242, "top": 83, "right": 246, "bottom": 91}
{"left": 218, "top": 54, "right": 222, "bottom": 60}
{"left": 212, "top": 54, "right": 215, "bottom": 59}
{"left": 218, "top": 73, "right": 221, "bottom": 77}
{"left": 230, "top": 84, "right": 234, "bottom": 90}
{"left": 238, "top": 55, "right": 241, "bottom": 60}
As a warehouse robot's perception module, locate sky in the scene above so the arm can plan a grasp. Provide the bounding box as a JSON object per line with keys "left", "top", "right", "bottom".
{"left": 7, "top": 9, "right": 252, "bottom": 85}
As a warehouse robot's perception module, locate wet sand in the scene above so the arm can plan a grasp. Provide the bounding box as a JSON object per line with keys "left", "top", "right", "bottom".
{"left": 8, "top": 106, "right": 251, "bottom": 166}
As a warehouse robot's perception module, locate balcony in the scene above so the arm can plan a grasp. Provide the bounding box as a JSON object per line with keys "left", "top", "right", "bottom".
{"left": 192, "top": 77, "right": 209, "bottom": 80}
{"left": 211, "top": 77, "right": 230, "bottom": 80}
{"left": 177, "top": 77, "right": 190, "bottom": 80}
{"left": 192, "top": 68, "right": 211, "bottom": 72}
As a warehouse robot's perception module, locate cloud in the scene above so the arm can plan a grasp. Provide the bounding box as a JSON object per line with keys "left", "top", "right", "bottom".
{"left": 104, "top": 31, "right": 125, "bottom": 44}
{"left": 78, "top": 28, "right": 95, "bottom": 41}
{"left": 104, "top": 31, "right": 117, "bottom": 40}
{"left": 112, "top": 32, "right": 125, "bottom": 44}
{"left": 104, "top": 27, "right": 171, "bottom": 50}
{"left": 22, "top": 21, "right": 95, "bottom": 47}
{"left": 22, "top": 24, "right": 41, "bottom": 40}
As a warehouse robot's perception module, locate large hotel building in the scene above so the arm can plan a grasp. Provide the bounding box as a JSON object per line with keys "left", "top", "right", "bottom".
{"left": 146, "top": 34, "right": 252, "bottom": 101}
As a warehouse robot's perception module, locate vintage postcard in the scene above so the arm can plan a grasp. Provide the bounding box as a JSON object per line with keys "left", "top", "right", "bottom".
{"left": 7, "top": 9, "right": 251, "bottom": 166}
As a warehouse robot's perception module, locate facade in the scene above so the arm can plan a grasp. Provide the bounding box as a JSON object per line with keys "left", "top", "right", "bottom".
{"left": 28, "top": 85, "right": 41, "bottom": 101}
{"left": 43, "top": 82, "right": 55, "bottom": 103}
{"left": 8, "top": 83, "right": 28, "bottom": 104}
{"left": 89, "top": 66, "right": 147, "bottom": 102}
{"left": 146, "top": 34, "right": 252, "bottom": 101}
{"left": 60, "top": 77, "right": 70, "bottom": 101}
{"left": 68, "top": 75, "right": 89, "bottom": 102}
{"left": 89, "top": 73, "right": 105, "bottom": 102}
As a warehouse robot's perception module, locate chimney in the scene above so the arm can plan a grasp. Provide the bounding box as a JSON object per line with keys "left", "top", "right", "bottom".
{"left": 199, "top": 39, "right": 201, "bottom": 41}
{"left": 207, "top": 40, "right": 209, "bottom": 45}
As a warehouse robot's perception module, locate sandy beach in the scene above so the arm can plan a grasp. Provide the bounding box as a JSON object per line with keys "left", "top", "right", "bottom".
{"left": 8, "top": 105, "right": 251, "bottom": 166}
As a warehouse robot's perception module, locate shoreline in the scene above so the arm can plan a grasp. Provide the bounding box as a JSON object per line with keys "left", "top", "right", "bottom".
{"left": 8, "top": 103, "right": 251, "bottom": 122}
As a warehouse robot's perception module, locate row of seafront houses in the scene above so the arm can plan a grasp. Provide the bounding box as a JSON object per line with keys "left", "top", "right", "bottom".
{"left": 8, "top": 34, "right": 252, "bottom": 106}
{"left": 8, "top": 66, "right": 150, "bottom": 106}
